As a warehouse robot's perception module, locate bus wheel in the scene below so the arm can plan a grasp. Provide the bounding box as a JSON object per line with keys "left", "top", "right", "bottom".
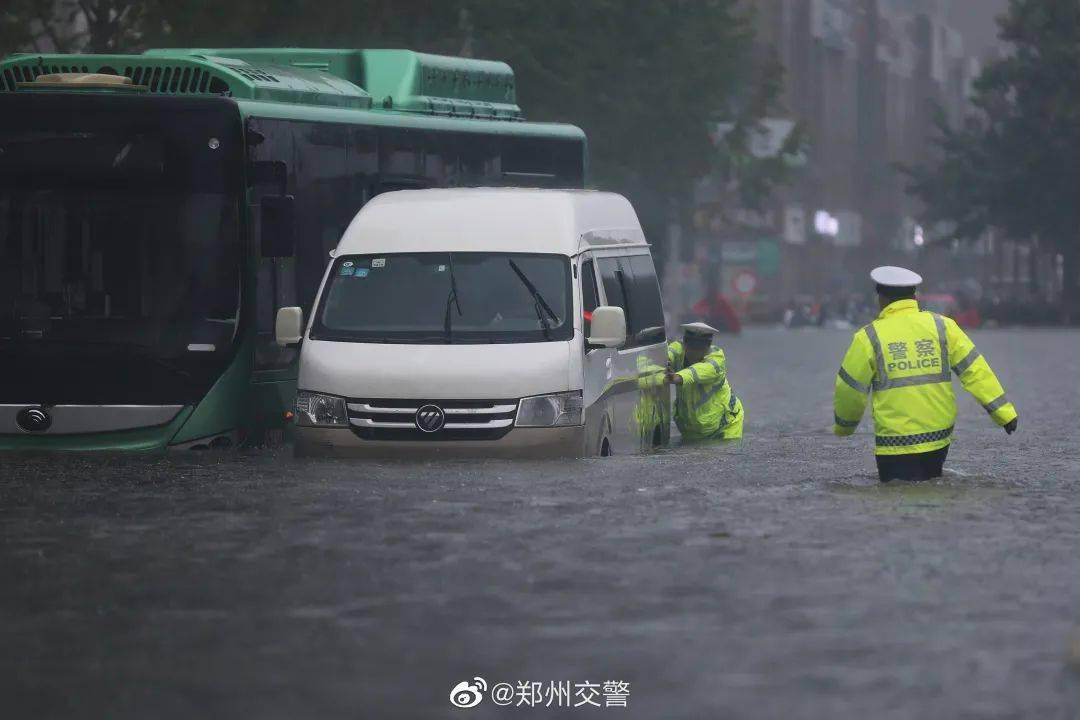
{"left": 600, "top": 437, "right": 612, "bottom": 457}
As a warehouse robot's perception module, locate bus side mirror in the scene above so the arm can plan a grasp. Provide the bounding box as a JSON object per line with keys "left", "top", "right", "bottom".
{"left": 261, "top": 195, "right": 295, "bottom": 257}
{"left": 587, "top": 306, "right": 626, "bottom": 348}
{"left": 275, "top": 306, "right": 303, "bottom": 346}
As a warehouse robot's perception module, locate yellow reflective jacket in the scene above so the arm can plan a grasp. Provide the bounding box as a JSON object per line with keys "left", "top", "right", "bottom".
{"left": 668, "top": 341, "right": 742, "bottom": 440}
{"left": 833, "top": 299, "right": 1018, "bottom": 455}
{"left": 632, "top": 353, "right": 668, "bottom": 439}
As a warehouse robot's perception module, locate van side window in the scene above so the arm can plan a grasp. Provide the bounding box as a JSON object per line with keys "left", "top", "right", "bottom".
{"left": 596, "top": 255, "right": 630, "bottom": 306}
{"left": 581, "top": 259, "right": 599, "bottom": 337}
{"left": 626, "top": 254, "right": 666, "bottom": 346}
{"left": 597, "top": 257, "right": 629, "bottom": 332}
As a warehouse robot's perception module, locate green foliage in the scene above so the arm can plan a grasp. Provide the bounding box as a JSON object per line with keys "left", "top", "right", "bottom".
{"left": 1, "top": 0, "right": 784, "bottom": 236}
{"left": 468, "top": 0, "right": 775, "bottom": 231}
{"left": 0, "top": 0, "right": 62, "bottom": 53}
{"left": 706, "top": 47, "right": 803, "bottom": 212}
{"left": 908, "top": 0, "right": 1080, "bottom": 252}
{"left": 0, "top": 0, "right": 150, "bottom": 54}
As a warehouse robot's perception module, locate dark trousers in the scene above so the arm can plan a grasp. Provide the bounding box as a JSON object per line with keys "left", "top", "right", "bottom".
{"left": 876, "top": 446, "right": 949, "bottom": 482}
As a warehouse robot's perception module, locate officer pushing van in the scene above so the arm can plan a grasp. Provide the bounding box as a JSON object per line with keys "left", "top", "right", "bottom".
{"left": 664, "top": 322, "right": 744, "bottom": 441}
{"left": 833, "top": 266, "right": 1018, "bottom": 481}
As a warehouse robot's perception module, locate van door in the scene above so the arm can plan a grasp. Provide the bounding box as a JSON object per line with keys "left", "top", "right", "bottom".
{"left": 594, "top": 253, "right": 641, "bottom": 454}
{"left": 586, "top": 250, "right": 671, "bottom": 454}
{"left": 579, "top": 256, "right": 612, "bottom": 455}
{"left": 622, "top": 253, "right": 671, "bottom": 449}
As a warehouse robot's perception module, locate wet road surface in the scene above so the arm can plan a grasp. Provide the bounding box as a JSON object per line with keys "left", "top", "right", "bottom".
{"left": 2, "top": 328, "right": 1079, "bottom": 719}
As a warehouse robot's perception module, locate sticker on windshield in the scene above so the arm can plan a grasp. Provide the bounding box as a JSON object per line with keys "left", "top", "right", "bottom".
{"left": 339, "top": 260, "right": 355, "bottom": 276}
{"left": 436, "top": 264, "right": 447, "bottom": 272}
{"left": 352, "top": 268, "right": 369, "bottom": 278}
{"left": 371, "top": 258, "right": 386, "bottom": 268}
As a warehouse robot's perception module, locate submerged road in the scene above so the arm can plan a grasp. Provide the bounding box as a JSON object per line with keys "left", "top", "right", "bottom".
{"left": 2, "top": 327, "right": 1079, "bottom": 719}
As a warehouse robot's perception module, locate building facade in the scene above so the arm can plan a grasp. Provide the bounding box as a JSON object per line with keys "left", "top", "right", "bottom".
{"left": 667, "top": 0, "right": 1022, "bottom": 325}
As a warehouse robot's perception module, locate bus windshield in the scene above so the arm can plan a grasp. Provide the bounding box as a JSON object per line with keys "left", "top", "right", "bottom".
{"left": 0, "top": 95, "right": 243, "bottom": 405}
{"left": 313, "top": 252, "right": 573, "bottom": 344}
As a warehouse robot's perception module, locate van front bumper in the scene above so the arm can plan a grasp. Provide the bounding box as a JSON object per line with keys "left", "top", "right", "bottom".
{"left": 294, "top": 425, "right": 585, "bottom": 459}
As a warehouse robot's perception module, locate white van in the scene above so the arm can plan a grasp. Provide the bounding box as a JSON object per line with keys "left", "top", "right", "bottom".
{"left": 277, "top": 188, "right": 671, "bottom": 457}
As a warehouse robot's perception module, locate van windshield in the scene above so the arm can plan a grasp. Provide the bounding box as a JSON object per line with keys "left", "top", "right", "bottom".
{"left": 312, "top": 252, "right": 573, "bottom": 344}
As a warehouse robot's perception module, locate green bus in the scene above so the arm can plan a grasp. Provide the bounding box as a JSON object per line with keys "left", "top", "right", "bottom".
{"left": 0, "top": 48, "right": 586, "bottom": 451}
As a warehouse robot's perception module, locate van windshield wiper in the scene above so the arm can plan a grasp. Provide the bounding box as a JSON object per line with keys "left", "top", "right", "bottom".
{"left": 444, "top": 254, "right": 463, "bottom": 344}
{"left": 508, "top": 259, "right": 558, "bottom": 339}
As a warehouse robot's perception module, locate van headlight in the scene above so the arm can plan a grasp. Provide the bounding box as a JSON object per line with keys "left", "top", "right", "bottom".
{"left": 295, "top": 391, "right": 348, "bottom": 427}
{"left": 516, "top": 391, "right": 583, "bottom": 427}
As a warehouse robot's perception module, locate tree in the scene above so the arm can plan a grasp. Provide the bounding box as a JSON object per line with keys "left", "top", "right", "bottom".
{"left": 0, "top": 0, "right": 68, "bottom": 54}
{"left": 1, "top": 0, "right": 784, "bottom": 244}
{"left": 906, "top": 0, "right": 1080, "bottom": 311}
{"left": 0, "top": 0, "right": 149, "bottom": 55}
{"left": 468, "top": 0, "right": 778, "bottom": 239}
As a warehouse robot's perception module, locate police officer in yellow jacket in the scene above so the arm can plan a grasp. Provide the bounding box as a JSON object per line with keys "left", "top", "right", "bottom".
{"left": 834, "top": 266, "right": 1018, "bottom": 481}
{"left": 665, "top": 322, "right": 744, "bottom": 440}
{"left": 632, "top": 352, "right": 670, "bottom": 445}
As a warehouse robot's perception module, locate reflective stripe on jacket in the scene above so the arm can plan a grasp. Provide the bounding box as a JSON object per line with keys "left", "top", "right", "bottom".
{"left": 833, "top": 299, "right": 1018, "bottom": 455}
{"left": 669, "top": 341, "right": 741, "bottom": 440}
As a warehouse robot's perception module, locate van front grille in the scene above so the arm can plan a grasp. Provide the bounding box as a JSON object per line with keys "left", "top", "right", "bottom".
{"left": 346, "top": 398, "right": 518, "bottom": 441}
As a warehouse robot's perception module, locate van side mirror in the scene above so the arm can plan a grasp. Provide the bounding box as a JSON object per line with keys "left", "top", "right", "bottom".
{"left": 587, "top": 306, "right": 626, "bottom": 348}
{"left": 275, "top": 306, "right": 303, "bottom": 346}
{"left": 260, "top": 195, "right": 295, "bottom": 257}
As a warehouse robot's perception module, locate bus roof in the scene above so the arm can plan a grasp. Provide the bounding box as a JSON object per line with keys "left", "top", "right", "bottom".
{"left": 337, "top": 188, "right": 647, "bottom": 257}
{"left": 0, "top": 48, "right": 525, "bottom": 121}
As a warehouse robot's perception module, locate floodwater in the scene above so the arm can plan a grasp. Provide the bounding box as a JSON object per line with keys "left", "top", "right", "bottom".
{"left": 2, "top": 328, "right": 1078, "bottom": 719}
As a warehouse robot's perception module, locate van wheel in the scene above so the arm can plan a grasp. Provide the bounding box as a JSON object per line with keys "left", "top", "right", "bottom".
{"left": 600, "top": 437, "right": 612, "bottom": 457}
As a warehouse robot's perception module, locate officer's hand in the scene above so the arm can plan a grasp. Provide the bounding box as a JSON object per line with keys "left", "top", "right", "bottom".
{"left": 665, "top": 371, "right": 683, "bottom": 386}
{"left": 1004, "top": 418, "right": 1018, "bottom": 435}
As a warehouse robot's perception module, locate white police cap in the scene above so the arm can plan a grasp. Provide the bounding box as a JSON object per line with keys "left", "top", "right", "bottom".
{"left": 680, "top": 322, "right": 719, "bottom": 338}
{"left": 870, "top": 266, "right": 922, "bottom": 288}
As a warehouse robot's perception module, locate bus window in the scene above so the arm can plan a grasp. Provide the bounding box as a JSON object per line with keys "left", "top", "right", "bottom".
{"left": 375, "top": 180, "right": 428, "bottom": 195}
{"left": 382, "top": 128, "right": 423, "bottom": 177}
{"left": 503, "top": 136, "right": 584, "bottom": 188}
{"left": 424, "top": 132, "right": 463, "bottom": 187}
{"left": 459, "top": 135, "right": 501, "bottom": 185}
{"left": 254, "top": 257, "right": 298, "bottom": 370}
